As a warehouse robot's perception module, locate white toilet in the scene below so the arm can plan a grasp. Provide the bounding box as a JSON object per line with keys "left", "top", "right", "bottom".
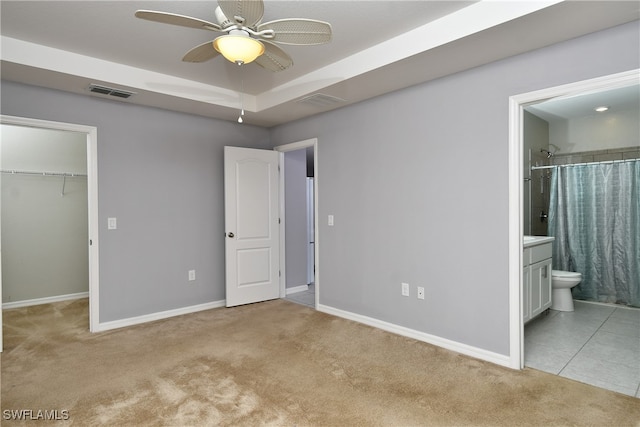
{"left": 551, "top": 270, "right": 582, "bottom": 311}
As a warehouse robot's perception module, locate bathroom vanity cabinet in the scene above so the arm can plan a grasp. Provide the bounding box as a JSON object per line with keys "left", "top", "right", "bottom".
{"left": 523, "top": 237, "right": 554, "bottom": 323}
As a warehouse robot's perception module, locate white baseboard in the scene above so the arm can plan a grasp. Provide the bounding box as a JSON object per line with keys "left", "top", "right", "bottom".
{"left": 286, "top": 284, "right": 309, "bottom": 295}
{"left": 317, "top": 304, "right": 512, "bottom": 369}
{"left": 2, "top": 292, "right": 89, "bottom": 309}
{"left": 5, "top": 292, "right": 511, "bottom": 368}
{"left": 96, "top": 299, "right": 226, "bottom": 332}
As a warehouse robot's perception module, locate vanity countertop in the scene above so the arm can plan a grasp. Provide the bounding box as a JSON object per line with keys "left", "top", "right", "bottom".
{"left": 523, "top": 235, "right": 555, "bottom": 248}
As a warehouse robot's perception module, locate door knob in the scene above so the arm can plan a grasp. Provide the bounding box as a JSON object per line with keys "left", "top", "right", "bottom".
{"left": 227, "top": 232, "right": 235, "bottom": 238}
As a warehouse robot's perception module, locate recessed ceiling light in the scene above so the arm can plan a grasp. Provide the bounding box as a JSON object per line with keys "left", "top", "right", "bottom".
{"left": 594, "top": 106, "right": 609, "bottom": 112}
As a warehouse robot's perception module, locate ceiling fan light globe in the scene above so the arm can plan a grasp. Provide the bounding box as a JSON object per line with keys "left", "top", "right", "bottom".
{"left": 213, "top": 35, "right": 265, "bottom": 64}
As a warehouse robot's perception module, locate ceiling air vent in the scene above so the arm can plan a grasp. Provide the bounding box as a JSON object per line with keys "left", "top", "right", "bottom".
{"left": 297, "top": 93, "right": 346, "bottom": 108}
{"left": 88, "top": 84, "right": 135, "bottom": 99}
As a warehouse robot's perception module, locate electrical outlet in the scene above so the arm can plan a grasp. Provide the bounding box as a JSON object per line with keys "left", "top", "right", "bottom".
{"left": 401, "top": 282, "right": 409, "bottom": 297}
{"left": 417, "top": 286, "right": 425, "bottom": 300}
{"left": 188, "top": 270, "right": 196, "bottom": 281}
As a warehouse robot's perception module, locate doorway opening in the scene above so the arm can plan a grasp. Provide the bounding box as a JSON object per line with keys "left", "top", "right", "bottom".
{"left": 274, "top": 139, "right": 319, "bottom": 309}
{"left": 0, "top": 115, "right": 99, "bottom": 351}
{"left": 507, "top": 69, "right": 639, "bottom": 370}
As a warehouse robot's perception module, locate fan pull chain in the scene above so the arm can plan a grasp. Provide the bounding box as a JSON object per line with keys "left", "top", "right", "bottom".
{"left": 237, "top": 62, "right": 245, "bottom": 124}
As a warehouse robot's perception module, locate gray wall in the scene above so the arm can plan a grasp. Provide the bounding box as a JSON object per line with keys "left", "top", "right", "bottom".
{"left": 2, "top": 125, "right": 88, "bottom": 302}
{"left": 270, "top": 21, "right": 640, "bottom": 356}
{"left": 1, "top": 82, "right": 271, "bottom": 321}
{"left": 284, "top": 149, "right": 309, "bottom": 289}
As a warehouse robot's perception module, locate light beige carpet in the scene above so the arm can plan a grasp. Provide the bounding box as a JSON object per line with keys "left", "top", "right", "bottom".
{"left": 2, "top": 298, "right": 639, "bottom": 426}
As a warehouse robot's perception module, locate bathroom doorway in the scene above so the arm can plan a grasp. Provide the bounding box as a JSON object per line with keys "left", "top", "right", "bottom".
{"left": 509, "top": 69, "right": 639, "bottom": 396}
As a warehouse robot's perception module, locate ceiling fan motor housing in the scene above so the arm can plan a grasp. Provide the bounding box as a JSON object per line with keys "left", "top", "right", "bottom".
{"left": 215, "top": 6, "right": 234, "bottom": 28}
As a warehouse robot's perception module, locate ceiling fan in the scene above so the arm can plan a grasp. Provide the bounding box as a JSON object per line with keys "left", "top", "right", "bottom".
{"left": 135, "top": 0, "right": 332, "bottom": 72}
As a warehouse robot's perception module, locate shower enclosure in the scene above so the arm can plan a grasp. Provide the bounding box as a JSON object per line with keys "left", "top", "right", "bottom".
{"left": 524, "top": 148, "right": 552, "bottom": 236}
{"left": 523, "top": 137, "right": 640, "bottom": 308}
{"left": 547, "top": 158, "right": 639, "bottom": 307}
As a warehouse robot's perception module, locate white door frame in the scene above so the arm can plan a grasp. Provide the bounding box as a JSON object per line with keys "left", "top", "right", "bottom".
{"left": 0, "top": 115, "right": 100, "bottom": 345}
{"left": 507, "top": 69, "right": 639, "bottom": 369}
{"left": 306, "top": 177, "right": 315, "bottom": 285}
{"left": 274, "top": 138, "right": 319, "bottom": 309}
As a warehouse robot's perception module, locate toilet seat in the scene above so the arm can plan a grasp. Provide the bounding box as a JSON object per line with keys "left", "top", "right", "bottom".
{"left": 552, "top": 270, "right": 581, "bottom": 278}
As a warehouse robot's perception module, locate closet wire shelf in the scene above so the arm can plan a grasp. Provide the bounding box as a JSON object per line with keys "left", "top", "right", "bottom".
{"left": 1, "top": 169, "right": 87, "bottom": 196}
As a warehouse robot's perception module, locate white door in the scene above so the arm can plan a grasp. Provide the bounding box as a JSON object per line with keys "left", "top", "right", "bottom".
{"left": 224, "top": 146, "right": 280, "bottom": 307}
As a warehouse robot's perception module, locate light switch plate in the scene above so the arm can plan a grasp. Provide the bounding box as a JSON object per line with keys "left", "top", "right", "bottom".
{"left": 401, "top": 282, "right": 409, "bottom": 297}
{"left": 107, "top": 217, "right": 117, "bottom": 230}
{"left": 328, "top": 215, "right": 334, "bottom": 226}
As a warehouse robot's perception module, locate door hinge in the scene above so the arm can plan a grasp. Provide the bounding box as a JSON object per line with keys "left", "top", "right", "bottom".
{"left": 89, "top": 239, "right": 93, "bottom": 246}
{"left": 278, "top": 218, "right": 281, "bottom": 224}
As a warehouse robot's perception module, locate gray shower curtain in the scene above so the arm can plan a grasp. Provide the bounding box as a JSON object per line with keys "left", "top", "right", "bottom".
{"left": 548, "top": 160, "right": 640, "bottom": 307}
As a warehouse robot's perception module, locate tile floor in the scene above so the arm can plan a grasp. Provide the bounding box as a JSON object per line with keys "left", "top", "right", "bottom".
{"left": 284, "top": 284, "right": 315, "bottom": 308}
{"left": 525, "top": 300, "right": 640, "bottom": 398}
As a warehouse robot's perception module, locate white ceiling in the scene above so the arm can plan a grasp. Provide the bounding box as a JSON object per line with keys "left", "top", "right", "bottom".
{"left": 1, "top": 1, "right": 639, "bottom": 127}
{"left": 527, "top": 84, "right": 640, "bottom": 123}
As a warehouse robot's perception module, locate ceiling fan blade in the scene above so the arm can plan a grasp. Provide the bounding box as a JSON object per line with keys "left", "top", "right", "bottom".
{"left": 182, "top": 41, "right": 220, "bottom": 63}
{"left": 135, "top": 10, "right": 222, "bottom": 32}
{"left": 254, "top": 41, "right": 293, "bottom": 72}
{"left": 257, "top": 19, "right": 332, "bottom": 45}
{"left": 218, "top": 0, "right": 264, "bottom": 27}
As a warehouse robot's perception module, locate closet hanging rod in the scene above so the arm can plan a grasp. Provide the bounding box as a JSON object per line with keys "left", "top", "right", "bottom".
{"left": 531, "top": 158, "right": 639, "bottom": 170}
{"left": 0, "top": 169, "right": 87, "bottom": 177}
